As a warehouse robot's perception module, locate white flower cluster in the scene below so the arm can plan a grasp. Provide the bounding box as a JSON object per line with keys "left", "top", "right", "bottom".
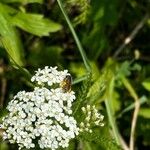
{"left": 0, "top": 67, "right": 79, "bottom": 150}
{"left": 31, "top": 66, "right": 69, "bottom": 86}
{"left": 80, "top": 105, "right": 104, "bottom": 133}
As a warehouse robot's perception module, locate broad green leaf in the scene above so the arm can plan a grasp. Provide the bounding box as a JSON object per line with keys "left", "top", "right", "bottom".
{"left": 0, "top": 3, "right": 17, "bottom": 14}
{"left": 11, "top": 12, "right": 62, "bottom": 36}
{"left": 0, "top": 0, "right": 43, "bottom": 4}
{"left": 142, "top": 78, "right": 150, "bottom": 91}
{"left": 0, "top": 3, "right": 24, "bottom": 66}
{"left": 139, "top": 108, "right": 150, "bottom": 119}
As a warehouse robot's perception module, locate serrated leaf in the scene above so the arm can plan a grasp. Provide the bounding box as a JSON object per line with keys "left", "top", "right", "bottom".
{"left": 80, "top": 127, "right": 121, "bottom": 150}
{"left": 11, "top": 12, "right": 62, "bottom": 36}
{"left": 142, "top": 78, "right": 150, "bottom": 91}
{"left": 87, "top": 70, "right": 107, "bottom": 103}
{"left": 117, "top": 61, "right": 131, "bottom": 77}
{"left": 0, "top": 0, "right": 43, "bottom": 4}
{"left": 0, "top": 3, "right": 24, "bottom": 66}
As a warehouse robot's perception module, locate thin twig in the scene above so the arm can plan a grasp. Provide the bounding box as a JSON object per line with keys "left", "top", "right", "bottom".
{"left": 129, "top": 100, "right": 140, "bottom": 150}
{"left": 118, "top": 96, "right": 146, "bottom": 118}
{"left": 121, "top": 77, "right": 140, "bottom": 150}
{"left": 113, "top": 13, "right": 149, "bottom": 57}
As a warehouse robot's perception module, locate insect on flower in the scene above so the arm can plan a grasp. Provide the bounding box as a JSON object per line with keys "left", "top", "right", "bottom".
{"left": 0, "top": 128, "right": 5, "bottom": 137}
{"left": 60, "top": 75, "right": 72, "bottom": 93}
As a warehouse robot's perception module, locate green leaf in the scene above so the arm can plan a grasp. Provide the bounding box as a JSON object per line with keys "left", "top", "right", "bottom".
{"left": 82, "top": 142, "right": 93, "bottom": 150}
{"left": 79, "top": 127, "right": 121, "bottom": 150}
{"left": 104, "top": 77, "right": 121, "bottom": 145}
{"left": 0, "top": 3, "right": 17, "bottom": 14}
{"left": 139, "top": 108, "right": 150, "bottom": 119}
{"left": 0, "top": 0, "right": 43, "bottom": 4}
{"left": 0, "top": 3, "right": 24, "bottom": 66}
{"left": 82, "top": 0, "right": 119, "bottom": 60}
{"left": 70, "top": 63, "right": 86, "bottom": 78}
{"left": 87, "top": 69, "right": 107, "bottom": 103}
{"left": 11, "top": 12, "right": 62, "bottom": 36}
{"left": 117, "top": 61, "right": 131, "bottom": 77}
{"left": 87, "top": 60, "right": 116, "bottom": 104}
{"left": 142, "top": 78, "right": 150, "bottom": 91}
{"left": 121, "top": 77, "right": 138, "bottom": 100}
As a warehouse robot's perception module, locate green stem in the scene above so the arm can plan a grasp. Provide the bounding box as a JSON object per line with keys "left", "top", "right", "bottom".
{"left": 56, "top": 0, "right": 91, "bottom": 72}
{"left": 104, "top": 77, "right": 121, "bottom": 146}
{"left": 73, "top": 75, "right": 88, "bottom": 85}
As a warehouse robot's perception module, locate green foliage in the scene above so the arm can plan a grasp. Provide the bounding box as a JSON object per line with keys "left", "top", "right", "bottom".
{"left": 136, "top": 117, "right": 150, "bottom": 147}
{"left": 82, "top": 0, "right": 120, "bottom": 60}
{"left": 66, "top": 0, "right": 90, "bottom": 25}
{"left": 142, "top": 78, "right": 150, "bottom": 91}
{"left": 79, "top": 127, "right": 122, "bottom": 150}
{"left": 119, "top": 96, "right": 148, "bottom": 117}
{"left": 139, "top": 108, "right": 150, "bottom": 119}
{"left": 11, "top": 12, "right": 62, "bottom": 36}
{"left": 0, "top": 3, "right": 24, "bottom": 66}
{"left": 0, "top": 1, "right": 61, "bottom": 67}
{"left": 0, "top": 0, "right": 150, "bottom": 149}
{"left": 1, "top": 0, "right": 43, "bottom": 4}
{"left": 73, "top": 73, "right": 92, "bottom": 119}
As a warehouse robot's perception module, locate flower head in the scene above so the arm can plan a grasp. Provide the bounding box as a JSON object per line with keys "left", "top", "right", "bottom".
{"left": 31, "top": 66, "right": 70, "bottom": 86}
{"left": 1, "top": 67, "right": 79, "bottom": 150}
{"left": 79, "top": 105, "right": 104, "bottom": 133}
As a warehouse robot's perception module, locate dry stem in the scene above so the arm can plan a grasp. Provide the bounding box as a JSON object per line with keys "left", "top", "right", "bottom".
{"left": 129, "top": 100, "right": 140, "bottom": 150}
{"left": 113, "top": 13, "right": 149, "bottom": 57}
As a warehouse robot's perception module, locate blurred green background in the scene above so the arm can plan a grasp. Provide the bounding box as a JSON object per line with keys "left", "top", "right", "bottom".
{"left": 0, "top": 0, "right": 150, "bottom": 150}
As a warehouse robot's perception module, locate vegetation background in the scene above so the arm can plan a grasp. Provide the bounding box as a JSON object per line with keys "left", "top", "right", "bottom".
{"left": 0, "top": 0, "right": 150, "bottom": 150}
